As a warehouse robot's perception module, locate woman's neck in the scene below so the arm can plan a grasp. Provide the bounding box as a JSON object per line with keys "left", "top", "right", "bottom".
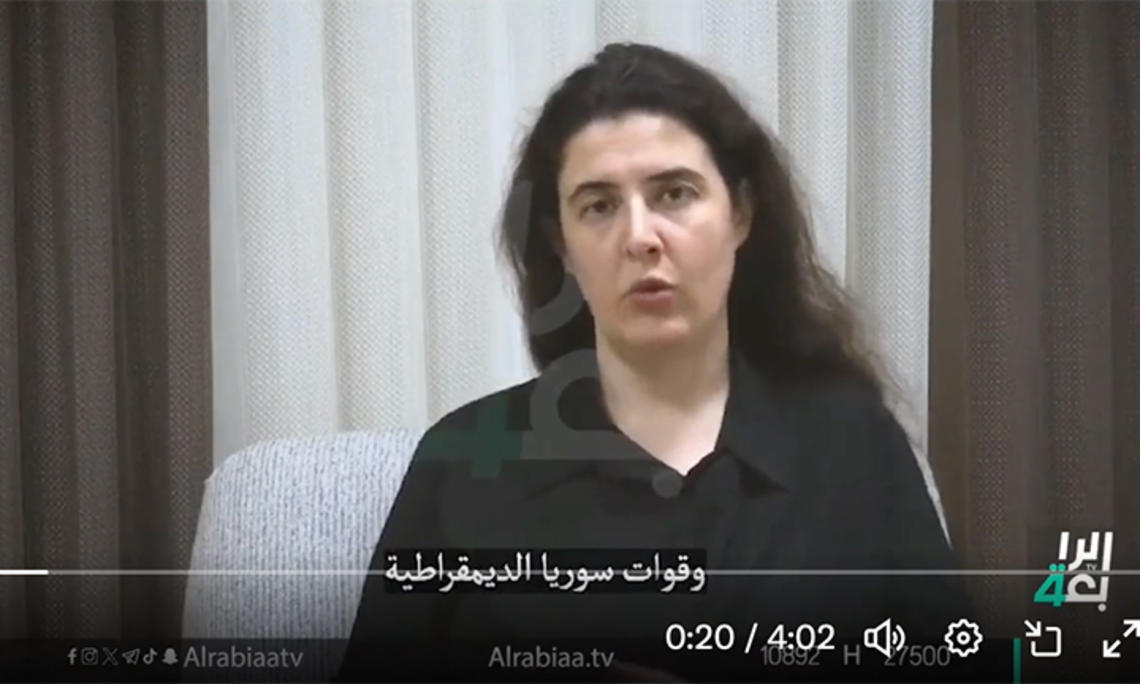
{"left": 594, "top": 322, "right": 732, "bottom": 472}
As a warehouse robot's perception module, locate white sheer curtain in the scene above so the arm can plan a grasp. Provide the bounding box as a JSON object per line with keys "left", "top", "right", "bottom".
{"left": 207, "top": 0, "right": 940, "bottom": 523}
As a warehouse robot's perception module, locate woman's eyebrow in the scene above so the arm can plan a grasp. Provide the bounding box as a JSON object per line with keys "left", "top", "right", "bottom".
{"left": 644, "top": 166, "right": 705, "bottom": 185}
{"left": 566, "top": 166, "right": 705, "bottom": 204}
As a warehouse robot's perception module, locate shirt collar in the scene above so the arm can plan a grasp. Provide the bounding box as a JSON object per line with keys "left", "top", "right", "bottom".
{"left": 516, "top": 348, "right": 795, "bottom": 494}
{"left": 716, "top": 349, "right": 795, "bottom": 489}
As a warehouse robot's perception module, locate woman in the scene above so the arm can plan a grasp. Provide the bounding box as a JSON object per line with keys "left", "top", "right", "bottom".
{"left": 337, "top": 43, "right": 972, "bottom": 682}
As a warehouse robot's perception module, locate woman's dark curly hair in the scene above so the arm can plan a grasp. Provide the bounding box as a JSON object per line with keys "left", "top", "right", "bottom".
{"left": 497, "top": 42, "right": 888, "bottom": 400}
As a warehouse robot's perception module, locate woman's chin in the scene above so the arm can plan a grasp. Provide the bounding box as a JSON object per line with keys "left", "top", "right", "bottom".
{"left": 618, "top": 321, "right": 692, "bottom": 349}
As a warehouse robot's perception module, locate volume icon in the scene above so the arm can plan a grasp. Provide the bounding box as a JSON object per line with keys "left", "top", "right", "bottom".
{"left": 864, "top": 618, "right": 907, "bottom": 659}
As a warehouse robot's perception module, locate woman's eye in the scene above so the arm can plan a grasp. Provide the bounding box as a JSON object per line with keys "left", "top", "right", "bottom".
{"left": 661, "top": 184, "right": 695, "bottom": 206}
{"left": 583, "top": 199, "right": 612, "bottom": 217}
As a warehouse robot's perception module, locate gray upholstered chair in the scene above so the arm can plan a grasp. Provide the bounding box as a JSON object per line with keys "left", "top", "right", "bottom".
{"left": 181, "top": 428, "right": 420, "bottom": 677}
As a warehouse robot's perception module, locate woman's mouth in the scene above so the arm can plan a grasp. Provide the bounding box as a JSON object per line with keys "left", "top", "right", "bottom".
{"left": 627, "top": 278, "right": 676, "bottom": 308}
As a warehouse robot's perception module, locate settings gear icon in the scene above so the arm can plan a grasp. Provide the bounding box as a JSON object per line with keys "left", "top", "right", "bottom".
{"left": 944, "top": 618, "right": 983, "bottom": 657}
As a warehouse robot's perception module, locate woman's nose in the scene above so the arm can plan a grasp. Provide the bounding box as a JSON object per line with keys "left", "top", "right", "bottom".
{"left": 624, "top": 198, "right": 663, "bottom": 258}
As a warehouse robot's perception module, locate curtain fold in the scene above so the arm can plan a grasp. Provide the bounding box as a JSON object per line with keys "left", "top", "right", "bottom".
{"left": 930, "top": 2, "right": 1139, "bottom": 677}
{"left": 0, "top": 0, "right": 211, "bottom": 639}
{"left": 0, "top": 0, "right": 26, "bottom": 642}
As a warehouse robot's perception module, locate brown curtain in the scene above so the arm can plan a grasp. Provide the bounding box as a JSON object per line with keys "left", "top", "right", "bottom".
{"left": 0, "top": 1, "right": 211, "bottom": 639}
{"left": 931, "top": 0, "right": 1139, "bottom": 677}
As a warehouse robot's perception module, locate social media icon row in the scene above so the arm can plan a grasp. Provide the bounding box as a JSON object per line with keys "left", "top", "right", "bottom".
{"left": 67, "top": 647, "right": 178, "bottom": 666}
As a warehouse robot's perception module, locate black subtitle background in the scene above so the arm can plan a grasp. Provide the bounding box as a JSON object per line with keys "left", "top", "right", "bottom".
{"left": 2, "top": 637, "right": 1136, "bottom": 683}
{"left": 382, "top": 548, "right": 708, "bottom": 593}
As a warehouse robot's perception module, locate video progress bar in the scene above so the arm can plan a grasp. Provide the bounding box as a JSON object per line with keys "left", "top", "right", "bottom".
{"left": 3, "top": 569, "right": 1140, "bottom": 576}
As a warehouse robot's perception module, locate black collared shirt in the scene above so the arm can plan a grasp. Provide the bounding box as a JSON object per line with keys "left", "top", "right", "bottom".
{"left": 337, "top": 350, "right": 973, "bottom": 681}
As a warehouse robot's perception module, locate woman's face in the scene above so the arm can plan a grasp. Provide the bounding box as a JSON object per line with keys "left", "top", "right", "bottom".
{"left": 557, "top": 112, "right": 750, "bottom": 351}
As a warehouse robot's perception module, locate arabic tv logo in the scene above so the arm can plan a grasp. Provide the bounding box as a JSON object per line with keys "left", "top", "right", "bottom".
{"left": 1034, "top": 531, "right": 1113, "bottom": 612}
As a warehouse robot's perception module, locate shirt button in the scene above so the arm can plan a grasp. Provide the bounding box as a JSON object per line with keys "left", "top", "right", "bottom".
{"left": 651, "top": 468, "right": 683, "bottom": 498}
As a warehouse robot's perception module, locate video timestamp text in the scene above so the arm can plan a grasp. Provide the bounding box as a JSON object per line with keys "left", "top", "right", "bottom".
{"left": 664, "top": 622, "right": 836, "bottom": 656}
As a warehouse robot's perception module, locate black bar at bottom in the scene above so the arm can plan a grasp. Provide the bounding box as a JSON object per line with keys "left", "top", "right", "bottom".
{"left": 0, "top": 638, "right": 1133, "bottom": 682}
